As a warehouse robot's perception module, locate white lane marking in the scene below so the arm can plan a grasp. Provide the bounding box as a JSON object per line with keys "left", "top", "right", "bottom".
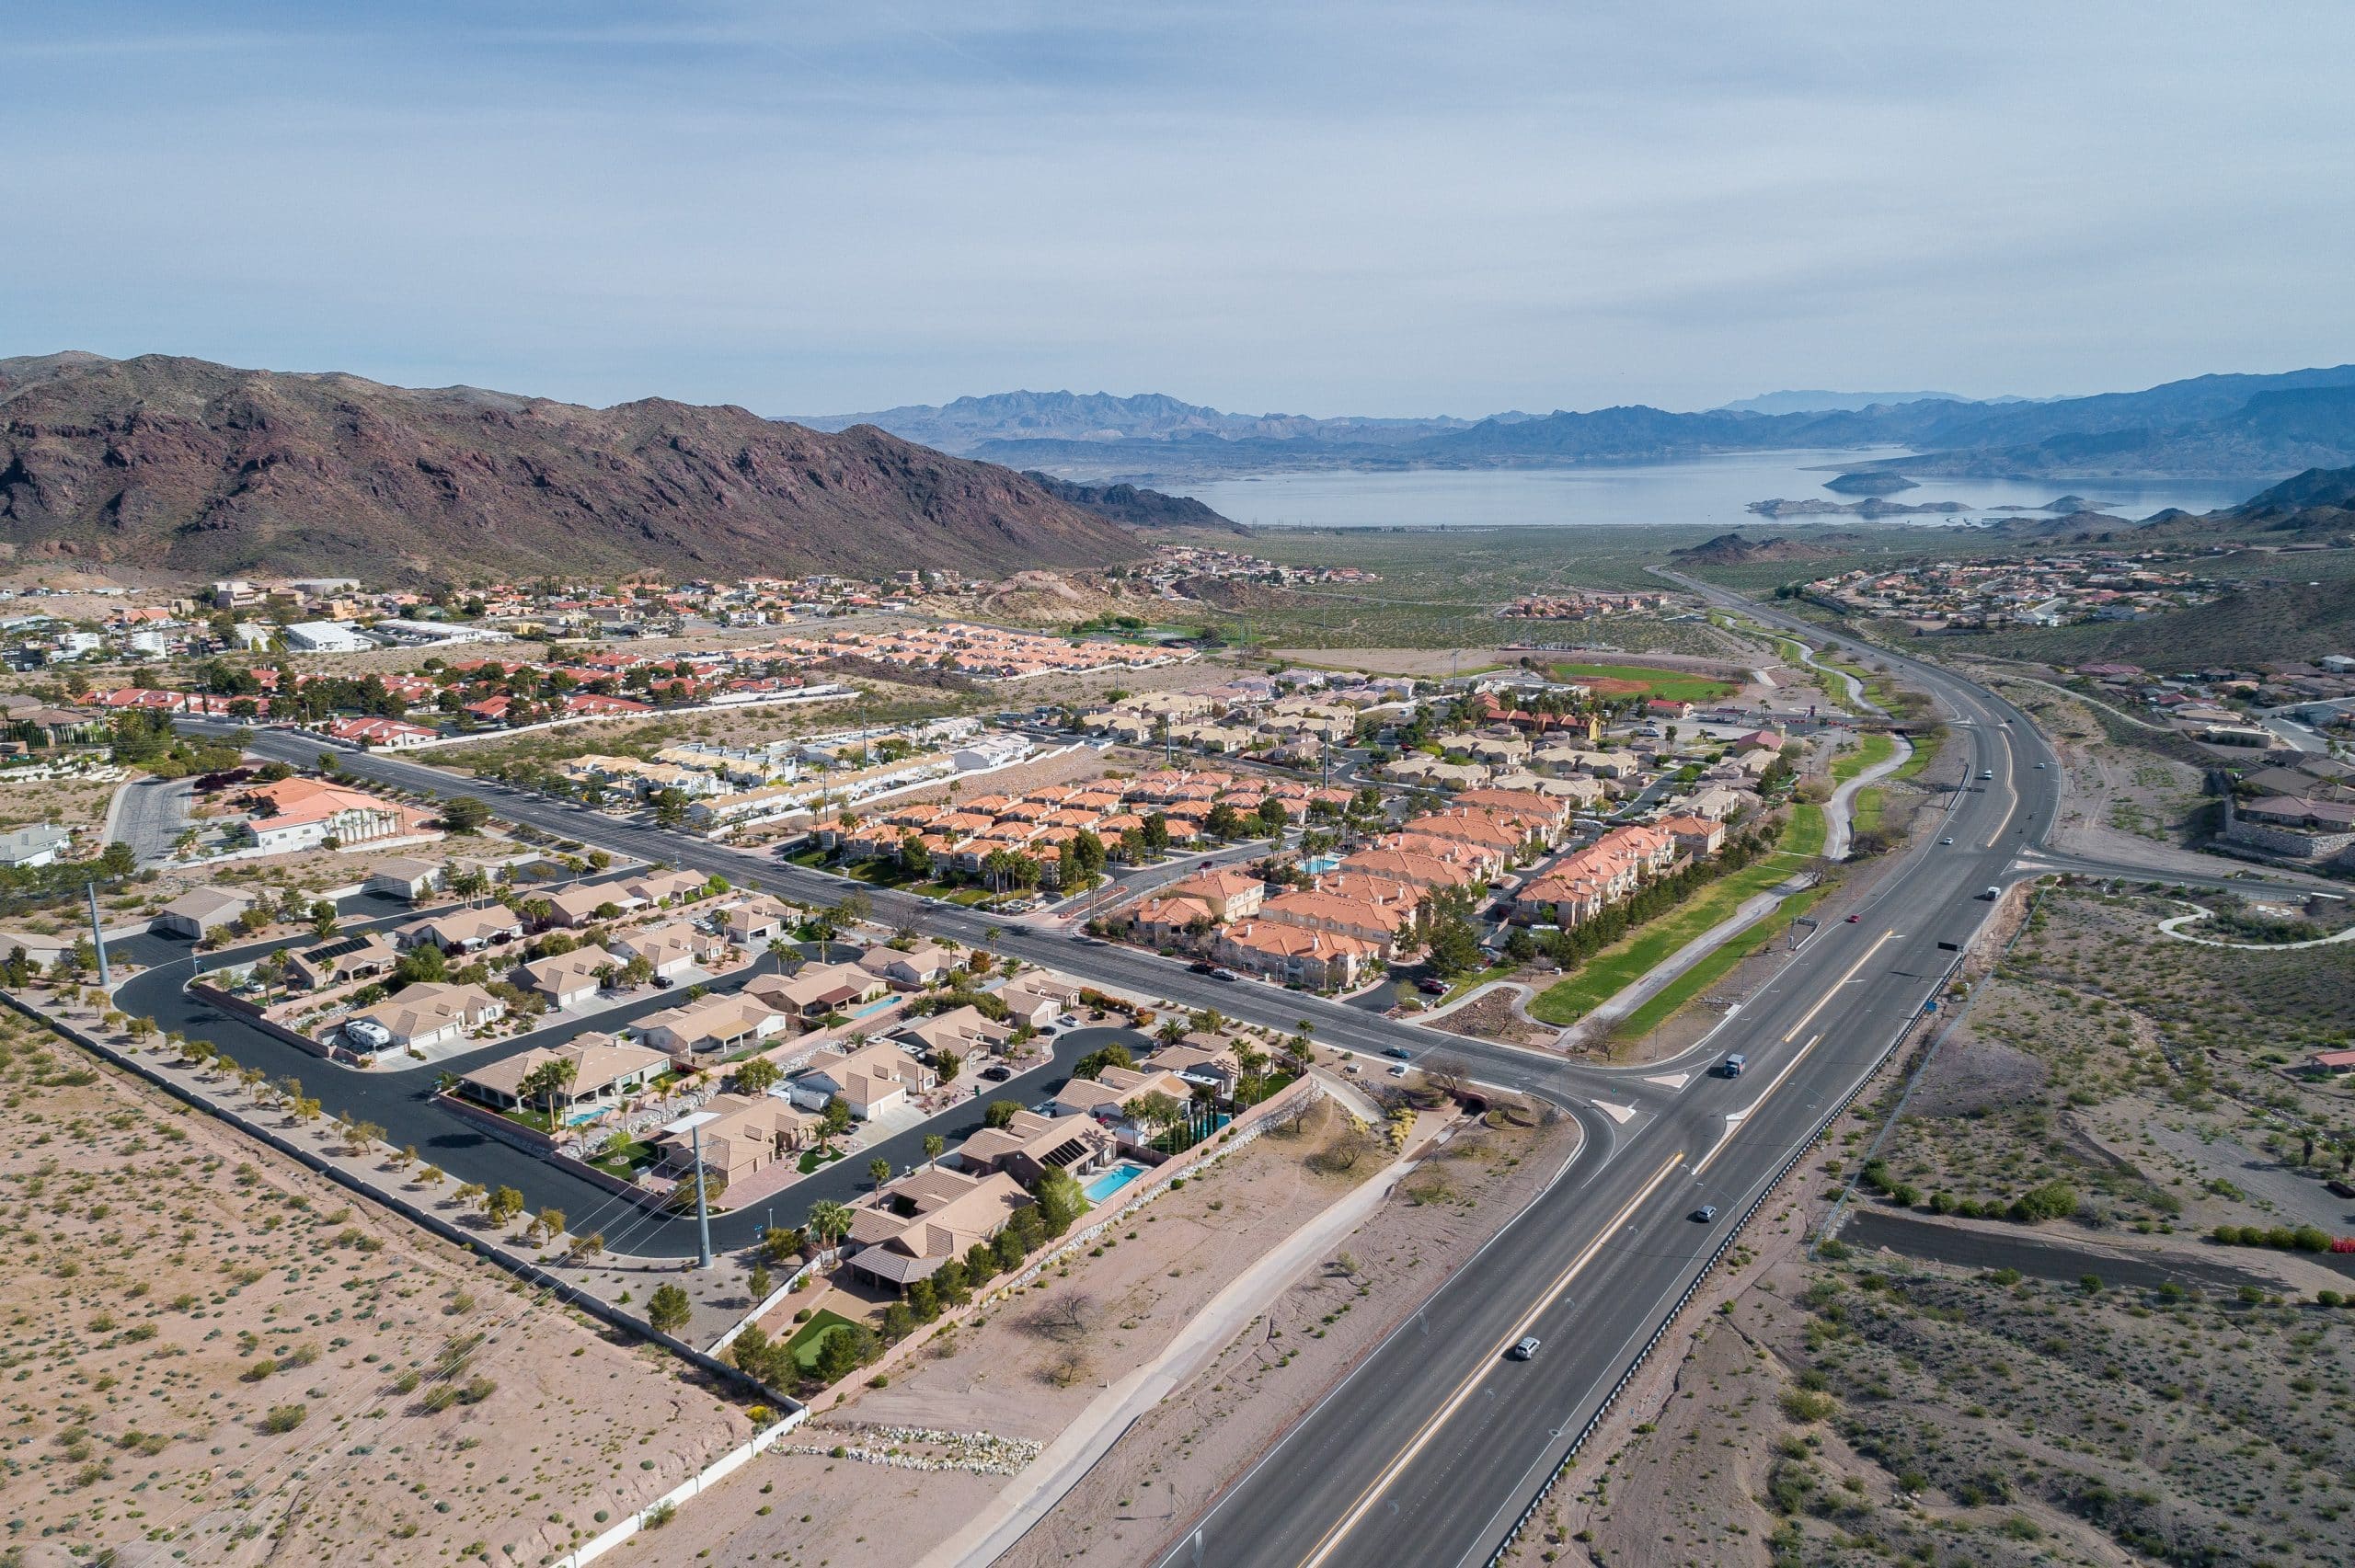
{"left": 1696, "top": 1033, "right": 1824, "bottom": 1175}
{"left": 1982, "top": 727, "right": 2019, "bottom": 848}
{"left": 1642, "top": 1071, "right": 1691, "bottom": 1090}
{"left": 1591, "top": 1099, "right": 1637, "bottom": 1124}
{"left": 1781, "top": 931, "right": 1899, "bottom": 1044}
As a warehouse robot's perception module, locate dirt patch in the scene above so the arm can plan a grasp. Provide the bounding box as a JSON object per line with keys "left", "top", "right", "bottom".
{"left": 999, "top": 1108, "right": 1575, "bottom": 1568}
{"left": 0, "top": 1010, "right": 747, "bottom": 1566}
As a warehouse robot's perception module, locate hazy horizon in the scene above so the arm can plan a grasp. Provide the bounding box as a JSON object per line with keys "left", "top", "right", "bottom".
{"left": 7, "top": 3, "right": 2353, "bottom": 418}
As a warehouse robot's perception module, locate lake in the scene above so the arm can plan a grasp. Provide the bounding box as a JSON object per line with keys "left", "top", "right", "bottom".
{"left": 1162, "top": 451, "right": 2267, "bottom": 531}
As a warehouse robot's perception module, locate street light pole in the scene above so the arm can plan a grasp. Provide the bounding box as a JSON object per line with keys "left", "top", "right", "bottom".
{"left": 691, "top": 1120, "right": 713, "bottom": 1269}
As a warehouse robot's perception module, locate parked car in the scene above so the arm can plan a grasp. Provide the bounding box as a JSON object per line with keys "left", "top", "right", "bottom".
{"left": 1508, "top": 1336, "right": 1542, "bottom": 1361}
{"left": 1211, "top": 967, "right": 1241, "bottom": 982}
{"left": 1416, "top": 976, "right": 1450, "bottom": 995}
{"left": 980, "top": 1065, "right": 1013, "bottom": 1082}
{"left": 1387, "top": 1064, "right": 1408, "bottom": 1078}
{"left": 1189, "top": 960, "right": 1218, "bottom": 974}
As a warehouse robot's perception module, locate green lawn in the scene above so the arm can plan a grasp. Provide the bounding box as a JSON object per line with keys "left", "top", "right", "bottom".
{"left": 1528, "top": 805, "right": 1825, "bottom": 1026}
{"left": 1832, "top": 731, "right": 1897, "bottom": 785}
{"left": 1614, "top": 885, "right": 1828, "bottom": 1039}
{"left": 588, "top": 1136, "right": 659, "bottom": 1178}
{"left": 795, "top": 1146, "right": 848, "bottom": 1175}
{"left": 783, "top": 1309, "right": 859, "bottom": 1373}
{"left": 1549, "top": 662, "right": 1739, "bottom": 704}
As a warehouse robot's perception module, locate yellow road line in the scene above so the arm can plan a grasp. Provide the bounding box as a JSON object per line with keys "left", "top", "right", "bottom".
{"left": 1298, "top": 1150, "right": 1689, "bottom": 1568}
{"left": 1982, "top": 727, "right": 2018, "bottom": 848}
{"left": 1781, "top": 930, "right": 1898, "bottom": 1044}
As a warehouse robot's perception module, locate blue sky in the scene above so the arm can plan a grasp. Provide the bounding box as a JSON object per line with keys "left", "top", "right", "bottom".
{"left": 6, "top": 1, "right": 2351, "bottom": 416}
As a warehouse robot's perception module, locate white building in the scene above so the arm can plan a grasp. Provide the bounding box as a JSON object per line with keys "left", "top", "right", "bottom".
{"left": 283, "top": 621, "right": 376, "bottom": 654}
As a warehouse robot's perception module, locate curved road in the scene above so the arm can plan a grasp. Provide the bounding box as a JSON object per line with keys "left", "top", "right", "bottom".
{"left": 174, "top": 617, "right": 2065, "bottom": 1568}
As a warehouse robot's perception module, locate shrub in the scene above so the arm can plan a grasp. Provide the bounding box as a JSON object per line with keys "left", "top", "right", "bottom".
{"left": 260, "top": 1403, "right": 307, "bottom": 1434}
{"left": 2006, "top": 1182, "right": 2078, "bottom": 1224}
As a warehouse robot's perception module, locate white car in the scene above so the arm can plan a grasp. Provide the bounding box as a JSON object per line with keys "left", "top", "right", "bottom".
{"left": 1387, "top": 1063, "right": 1408, "bottom": 1078}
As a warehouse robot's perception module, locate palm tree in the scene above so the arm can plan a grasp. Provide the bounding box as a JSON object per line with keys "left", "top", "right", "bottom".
{"left": 805, "top": 1200, "right": 853, "bottom": 1262}
{"left": 867, "top": 1157, "right": 891, "bottom": 1191}
{"left": 519, "top": 1056, "right": 579, "bottom": 1126}
{"left": 764, "top": 937, "right": 793, "bottom": 975}
{"left": 923, "top": 1134, "right": 945, "bottom": 1170}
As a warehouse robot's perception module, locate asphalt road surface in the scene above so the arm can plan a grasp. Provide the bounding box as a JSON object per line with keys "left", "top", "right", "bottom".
{"left": 174, "top": 610, "right": 2074, "bottom": 1567}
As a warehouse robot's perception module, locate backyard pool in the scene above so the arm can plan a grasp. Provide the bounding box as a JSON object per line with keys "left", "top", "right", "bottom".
{"left": 1082, "top": 1160, "right": 1151, "bottom": 1206}
{"left": 1301, "top": 854, "right": 1342, "bottom": 875}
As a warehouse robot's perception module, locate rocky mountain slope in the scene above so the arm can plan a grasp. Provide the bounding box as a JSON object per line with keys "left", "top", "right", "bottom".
{"left": 1017, "top": 472, "right": 1240, "bottom": 530}
{"left": 0, "top": 353, "right": 1145, "bottom": 582}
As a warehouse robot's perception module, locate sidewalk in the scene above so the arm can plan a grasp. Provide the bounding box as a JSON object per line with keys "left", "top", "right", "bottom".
{"left": 1821, "top": 733, "right": 1912, "bottom": 862}
{"left": 918, "top": 1147, "right": 1419, "bottom": 1568}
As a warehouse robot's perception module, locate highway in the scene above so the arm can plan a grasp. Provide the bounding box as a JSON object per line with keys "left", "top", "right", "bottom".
{"left": 1143, "top": 585, "right": 2062, "bottom": 1568}
{"left": 172, "top": 613, "right": 2072, "bottom": 1567}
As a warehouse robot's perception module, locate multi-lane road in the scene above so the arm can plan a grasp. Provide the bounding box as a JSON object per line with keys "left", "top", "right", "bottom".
{"left": 162, "top": 606, "right": 2256, "bottom": 1565}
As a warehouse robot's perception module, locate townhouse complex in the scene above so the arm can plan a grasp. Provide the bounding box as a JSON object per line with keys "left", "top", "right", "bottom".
{"left": 1804, "top": 550, "right": 2223, "bottom": 632}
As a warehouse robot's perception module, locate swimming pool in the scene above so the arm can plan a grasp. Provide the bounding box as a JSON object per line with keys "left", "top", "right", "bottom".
{"left": 1301, "top": 854, "right": 1342, "bottom": 875}
{"left": 1082, "top": 1160, "right": 1151, "bottom": 1206}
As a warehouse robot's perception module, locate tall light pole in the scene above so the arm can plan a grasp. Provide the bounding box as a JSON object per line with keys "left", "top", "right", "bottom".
{"left": 86, "top": 881, "right": 110, "bottom": 990}
{"left": 664, "top": 1109, "right": 719, "bottom": 1268}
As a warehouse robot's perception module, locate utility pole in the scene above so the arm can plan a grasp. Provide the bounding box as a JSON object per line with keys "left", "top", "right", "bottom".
{"left": 86, "top": 881, "right": 109, "bottom": 990}
{"left": 664, "top": 1109, "right": 719, "bottom": 1268}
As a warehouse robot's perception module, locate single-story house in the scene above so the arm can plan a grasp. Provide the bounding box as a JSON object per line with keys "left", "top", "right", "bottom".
{"left": 993, "top": 979, "right": 1064, "bottom": 1031}
{"left": 154, "top": 886, "right": 253, "bottom": 940}
{"left": 285, "top": 932, "right": 399, "bottom": 990}
{"left": 624, "top": 869, "right": 708, "bottom": 908}
{"left": 843, "top": 1166, "right": 1031, "bottom": 1288}
{"left": 453, "top": 1034, "right": 667, "bottom": 1114}
{"left": 538, "top": 882, "right": 639, "bottom": 928}
{"left": 722, "top": 896, "right": 794, "bottom": 946}
{"left": 511, "top": 945, "right": 624, "bottom": 1010}
{"left": 607, "top": 920, "right": 725, "bottom": 980}
{"left": 895, "top": 1004, "right": 1012, "bottom": 1061}
{"left": 363, "top": 857, "right": 443, "bottom": 902}
{"left": 1051, "top": 1063, "right": 1194, "bottom": 1122}
{"left": 744, "top": 961, "right": 888, "bottom": 1019}
{"left": 343, "top": 982, "right": 505, "bottom": 1050}
{"left": 638, "top": 993, "right": 789, "bottom": 1059}
{"left": 650, "top": 1092, "right": 818, "bottom": 1185}
{"left": 856, "top": 942, "right": 956, "bottom": 990}
{"left": 955, "top": 1107, "right": 1118, "bottom": 1185}
{"left": 789, "top": 1039, "right": 932, "bottom": 1119}
{"left": 398, "top": 905, "right": 524, "bottom": 954}
{"left": 0, "top": 825, "right": 75, "bottom": 869}
{"left": 1151, "top": 1036, "right": 1243, "bottom": 1097}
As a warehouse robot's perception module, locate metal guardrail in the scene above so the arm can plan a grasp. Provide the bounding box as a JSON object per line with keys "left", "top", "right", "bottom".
{"left": 1483, "top": 967, "right": 1954, "bottom": 1565}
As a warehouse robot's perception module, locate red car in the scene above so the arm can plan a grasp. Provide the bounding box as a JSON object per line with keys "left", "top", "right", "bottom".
{"left": 1845, "top": 913, "right": 1861, "bottom": 923}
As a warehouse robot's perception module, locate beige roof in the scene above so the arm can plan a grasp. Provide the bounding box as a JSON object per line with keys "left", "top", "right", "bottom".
{"left": 158, "top": 886, "right": 251, "bottom": 923}
{"left": 350, "top": 982, "right": 500, "bottom": 1041}
{"left": 639, "top": 992, "right": 785, "bottom": 1046}
{"left": 514, "top": 944, "right": 621, "bottom": 992}
{"left": 461, "top": 1033, "right": 667, "bottom": 1101}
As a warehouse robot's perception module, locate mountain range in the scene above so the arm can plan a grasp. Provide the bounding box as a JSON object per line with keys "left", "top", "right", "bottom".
{"left": 0, "top": 353, "right": 1163, "bottom": 583}
{"left": 800, "top": 366, "right": 2355, "bottom": 484}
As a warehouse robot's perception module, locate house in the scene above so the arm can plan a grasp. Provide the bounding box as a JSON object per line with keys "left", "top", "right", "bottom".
{"left": 623, "top": 869, "right": 708, "bottom": 908}
{"left": 0, "top": 825, "right": 74, "bottom": 868}
{"left": 649, "top": 1093, "right": 818, "bottom": 1186}
{"left": 511, "top": 945, "right": 622, "bottom": 1009}
{"left": 398, "top": 905, "right": 525, "bottom": 954}
{"left": 745, "top": 961, "right": 888, "bottom": 1019}
{"left": 343, "top": 982, "right": 506, "bottom": 1050}
{"left": 994, "top": 978, "right": 1066, "bottom": 1031}
{"left": 1051, "top": 1064, "right": 1194, "bottom": 1122}
{"left": 285, "top": 932, "right": 398, "bottom": 990}
{"left": 325, "top": 715, "right": 439, "bottom": 750}
{"left": 638, "top": 993, "right": 790, "bottom": 1059}
{"left": 607, "top": 920, "right": 724, "bottom": 980}
{"left": 721, "top": 896, "right": 793, "bottom": 946}
{"left": 856, "top": 942, "right": 956, "bottom": 990}
{"left": 1150, "top": 1036, "right": 1243, "bottom": 1097}
{"left": 236, "top": 777, "right": 430, "bottom": 854}
{"left": 788, "top": 1038, "right": 932, "bottom": 1119}
{"left": 2306, "top": 1048, "right": 2355, "bottom": 1075}
{"left": 895, "top": 1004, "right": 1012, "bottom": 1061}
{"left": 364, "top": 857, "right": 443, "bottom": 902}
{"left": 843, "top": 1167, "right": 1031, "bottom": 1289}
{"left": 1127, "top": 894, "right": 1219, "bottom": 947}
{"left": 453, "top": 1034, "right": 667, "bottom": 1114}
{"left": 153, "top": 886, "right": 253, "bottom": 939}
{"left": 955, "top": 1108, "right": 1118, "bottom": 1185}
{"left": 538, "top": 882, "right": 638, "bottom": 928}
